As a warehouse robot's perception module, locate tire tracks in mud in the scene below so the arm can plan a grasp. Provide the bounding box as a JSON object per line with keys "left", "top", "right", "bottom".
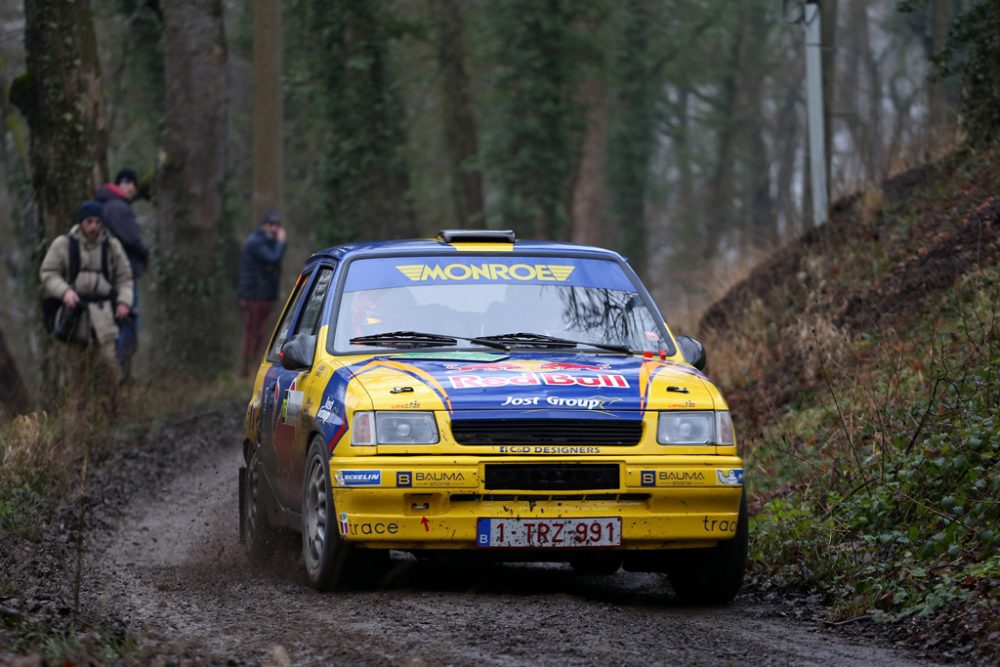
{"left": 82, "top": 409, "right": 940, "bottom": 666}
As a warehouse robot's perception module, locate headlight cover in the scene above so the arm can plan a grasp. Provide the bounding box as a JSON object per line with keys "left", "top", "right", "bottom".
{"left": 657, "top": 411, "right": 734, "bottom": 445}
{"left": 351, "top": 411, "right": 439, "bottom": 445}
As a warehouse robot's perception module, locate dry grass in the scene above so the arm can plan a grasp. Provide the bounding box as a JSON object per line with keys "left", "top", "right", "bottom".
{"left": 0, "top": 374, "right": 248, "bottom": 491}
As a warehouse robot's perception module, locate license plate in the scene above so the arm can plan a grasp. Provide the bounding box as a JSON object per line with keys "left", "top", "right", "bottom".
{"left": 476, "top": 517, "right": 621, "bottom": 548}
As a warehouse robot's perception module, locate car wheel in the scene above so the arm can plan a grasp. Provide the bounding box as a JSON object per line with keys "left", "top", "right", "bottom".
{"left": 242, "top": 446, "right": 280, "bottom": 564}
{"left": 302, "top": 437, "right": 348, "bottom": 591}
{"left": 666, "top": 492, "right": 748, "bottom": 605}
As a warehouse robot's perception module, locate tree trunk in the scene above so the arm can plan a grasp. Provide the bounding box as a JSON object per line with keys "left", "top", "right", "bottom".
{"left": 928, "top": 0, "right": 950, "bottom": 147}
{"left": 252, "top": 0, "right": 284, "bottom": 225}
{"left": 570, "top": 76, "right": 608, "bottom": 247}
{"left": 704, "top": 4, "right": 750, "bottom": 260}
{"left": 433, "top": 0, "right": 483, "bottom": 227}
{"left": 821, "top": 0, "right": 838, "bottom": 198}
{"left": 154, "top": 0, "right": 230, "bottom": 377}
{"left": 0, "top": 325, "right": 30, "bottom": 415}
{"left": 16, "top": 0, "right": 108, "bottom": 242}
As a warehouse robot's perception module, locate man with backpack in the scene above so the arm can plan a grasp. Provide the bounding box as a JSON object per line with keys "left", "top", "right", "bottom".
{"left": 39, "top": 200, "right": 133, "bottom": 387}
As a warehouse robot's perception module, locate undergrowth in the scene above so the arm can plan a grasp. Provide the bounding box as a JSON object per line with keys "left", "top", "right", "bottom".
{"left": 749, "top": 264, "right": 998, "bottom": 619}
{"left": 0, "top": 374, "right": 245, "bottom": 665}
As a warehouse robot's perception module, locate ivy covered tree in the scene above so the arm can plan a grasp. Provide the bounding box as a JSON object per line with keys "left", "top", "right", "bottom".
{"left": 14, "top": 0, "right": 108, "bottom": 242}
{"left": 286, "top": 0, "right": 414, "bottom": 245}
{"left": 485, "top": 0, "right": 591, "bottom": 240}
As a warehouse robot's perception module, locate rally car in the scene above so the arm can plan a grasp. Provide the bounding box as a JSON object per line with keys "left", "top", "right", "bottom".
{"left": 240, "top": 229, "right": 747, "bottom": 603}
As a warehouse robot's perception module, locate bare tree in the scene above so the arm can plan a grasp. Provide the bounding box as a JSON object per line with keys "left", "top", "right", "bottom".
{"left": 0, "top": 325, "right": 29, "bottom": 415}
{"left": 433, "top": 0, "right": 483, "bottom": 227}
{"left": 154, "top": 0, "right": 230, "bottom": 376}
{"left": 252, "top": 0, "right": 283, "bottom": 225}
{"left": 570, "top": 75, "right": 609, "bottom": 247}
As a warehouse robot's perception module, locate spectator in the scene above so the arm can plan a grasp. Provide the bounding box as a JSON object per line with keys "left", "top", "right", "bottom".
{"left": 39, "top": 201, "right": 133, "bottom": 390}
{"left": 238, "top": 208, "right": 287, "bottom": 377}
{"left": 95, "top": 168, "right": 149, "bottom": 378}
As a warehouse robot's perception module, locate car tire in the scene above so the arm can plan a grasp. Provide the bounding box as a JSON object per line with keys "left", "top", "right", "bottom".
{"left": 666, "top": 492, "right": 748, "bottom": 605}
{"left": 302, "top": 437, "right": 351, "bottom": 591}
{"left": 242, "top": 446, "right": 280, "bottom": 564}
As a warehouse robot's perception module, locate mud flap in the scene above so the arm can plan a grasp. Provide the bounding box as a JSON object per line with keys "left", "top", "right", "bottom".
{"left": 238, "top": 466, "right": 246, "bottom": 544}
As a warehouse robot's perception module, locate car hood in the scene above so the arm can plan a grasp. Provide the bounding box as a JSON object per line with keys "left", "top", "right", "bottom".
{"left": 341, "top": 351, "right": 716, "bottom": 415}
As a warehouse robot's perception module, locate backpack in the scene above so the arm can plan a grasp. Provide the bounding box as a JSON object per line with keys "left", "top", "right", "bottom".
{"left": 42, "top": 235, "right": 113, "bottom": 339}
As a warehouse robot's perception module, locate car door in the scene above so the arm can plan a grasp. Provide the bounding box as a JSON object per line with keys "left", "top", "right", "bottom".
{"left": 258, "top": 270, "right": 313, "bottom": 510}
{"left": 273, "top": 266, "right": 335, "bottom": 508}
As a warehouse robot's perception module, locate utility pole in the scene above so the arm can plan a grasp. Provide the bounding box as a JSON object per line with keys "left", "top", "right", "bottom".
{"left": 803, "top": 0, "right": 829, "bottom": 226}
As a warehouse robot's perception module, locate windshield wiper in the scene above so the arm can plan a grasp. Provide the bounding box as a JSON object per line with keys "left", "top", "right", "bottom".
{"left": 472, "top": 332, "right": 633, "bottom": 354}
{"left": 350, "top": 331, "right": 510, "bottom": 351}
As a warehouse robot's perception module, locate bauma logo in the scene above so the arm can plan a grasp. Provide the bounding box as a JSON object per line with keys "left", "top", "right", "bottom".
{"left": 396, "top": 263, "right": 575, "bottom": 282}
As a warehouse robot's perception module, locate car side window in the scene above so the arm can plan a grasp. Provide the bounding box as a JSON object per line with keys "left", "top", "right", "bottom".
{"left": 266, "top": 272, "right": 312, "bottom": 363}
{"left": 294, "top": 267, "right": 335, "bottom": 337}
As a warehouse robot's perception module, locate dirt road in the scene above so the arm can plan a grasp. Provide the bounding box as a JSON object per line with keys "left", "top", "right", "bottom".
{"left": 81, "top": 412, "right": 936, "bottom": 666}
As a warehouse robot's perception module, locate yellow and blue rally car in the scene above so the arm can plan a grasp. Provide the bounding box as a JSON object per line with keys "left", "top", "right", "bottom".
{"left": 240, "top": 230, "right": 746, "bottom": 602}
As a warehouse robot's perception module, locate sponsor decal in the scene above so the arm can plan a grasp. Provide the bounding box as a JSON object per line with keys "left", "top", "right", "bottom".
{"left": 397, "top": 471, "right": 413, "bottom": 487}
{"left": 702, "top": 516, "right": 738, "bottom": 533}
{"left": 499, "top": 395, "right": 621, "bottom": 410}
{"left": 660, "top": 471, "right": 705, "bottom": 483}
{"left": 538, "top": 362, "right": 611, "bottom": 371}
{"left": 450, "top": 372, "right": 629, "bottom": 389}
{"left": 396, "top": 263, "right": 575, "bottom": 283}
{"left": 316, "top": 397, "right": 335, "bottom": 423}
{"left": 716, "top": 469, "right": 744, "bottom": 486}
{"left": 498, "top": 445, "right": 603, "bottom": 454}
{"left": 637, "top": 470, "right": 708, "bottom": 487}
{"left": 390, "top": 400, "right": 421, "bottom": 409}
{"left": 339, "top": 512, "right": 350, "bottom": 535}
{"left": 446, "top": 361, "right": 525, "bottom": 373}
{"left": 283, "top": 388, "right": 304, "bottom": 424}
{"left": 344, "top": 521, "right": 400, "bottom": 536}
{"left": 335, "top": 470, "right": 382, "bottom": 486}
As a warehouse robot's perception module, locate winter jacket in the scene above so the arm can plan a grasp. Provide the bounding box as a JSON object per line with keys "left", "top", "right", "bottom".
{"left": 238, "top": 228, "right": 286, "bottom": 301}
{"left": 39, "top": 225, "right": 134, "bottom": 345}
{"left": 95, "top": 184, "right": 150, "bottom": 278}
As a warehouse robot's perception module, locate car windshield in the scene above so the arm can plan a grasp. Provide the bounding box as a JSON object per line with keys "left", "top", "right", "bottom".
{"left": 330, "top": 255, "right": 671, "bottom": 354}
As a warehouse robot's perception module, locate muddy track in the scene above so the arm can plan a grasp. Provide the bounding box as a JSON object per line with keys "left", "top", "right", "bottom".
{"left": 80, "top": 408, "right": 938, "bottom": 666}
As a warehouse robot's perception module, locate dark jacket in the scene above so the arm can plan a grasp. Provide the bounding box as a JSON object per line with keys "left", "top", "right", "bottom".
{"left": 94, "top": 184, "right": 150, "bottom": 278}
{"left": 238, "top": 228, "right": 286, "bottom": 301}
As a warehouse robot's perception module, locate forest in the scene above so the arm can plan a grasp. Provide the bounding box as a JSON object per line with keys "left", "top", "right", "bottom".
{"left": 0, "top": 0, "right": 979, "bottom": 395}
{"left": 0, "top": 0, "right": 998, "bottom": 664}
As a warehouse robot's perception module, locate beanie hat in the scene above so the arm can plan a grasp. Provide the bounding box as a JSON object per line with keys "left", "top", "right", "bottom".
{"left": 261, "top": 208, "right": 282, "bottom": 225}
{"left": 76, "top": 200, "right": 104, "bottom": 223}
{"left": 115, "top": 168, "right": 138, "bottom": 185}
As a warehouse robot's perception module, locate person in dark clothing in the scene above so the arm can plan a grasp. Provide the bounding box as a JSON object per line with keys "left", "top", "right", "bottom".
{"left": 95, "top": 168, "right": 149, "bottom": 378}
{"left": 238, "top": 208, "right": 287, "bottom": 377}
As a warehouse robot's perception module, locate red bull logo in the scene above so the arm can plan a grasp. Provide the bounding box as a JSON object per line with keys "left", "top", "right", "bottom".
{"left": 449, "top": 372, "right": 629, "bottom": 389}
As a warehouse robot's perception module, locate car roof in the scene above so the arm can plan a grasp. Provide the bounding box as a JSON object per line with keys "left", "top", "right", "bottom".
{"left": 302, "top": 237, "right": 627, "bottom": 270}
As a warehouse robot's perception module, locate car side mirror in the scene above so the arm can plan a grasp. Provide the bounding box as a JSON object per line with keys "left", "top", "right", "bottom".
{"left": 280, "top": 333, "right": 316, "bottom": 371}
{"left": 675, "top": 335, "right": 707, "bottom": 372}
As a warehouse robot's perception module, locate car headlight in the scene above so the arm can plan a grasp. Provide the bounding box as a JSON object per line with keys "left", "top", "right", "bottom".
{"left": 351, "top": 411, "right": 439, "bottom": 445}
{"left": 657, "top": 411, "right": 734, "bottom": 445}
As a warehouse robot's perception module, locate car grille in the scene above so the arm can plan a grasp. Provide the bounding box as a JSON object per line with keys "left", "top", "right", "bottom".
{"left": 450, "top": 419, "right": 642, "bottom": 446}
{"left": 484, "top": 463, "right": 620, "bottom": 491}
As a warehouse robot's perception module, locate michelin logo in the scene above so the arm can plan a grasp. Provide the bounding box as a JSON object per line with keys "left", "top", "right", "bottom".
{"left": 716, "top": 469, "right": 744, "bottom": 486}
{"left": 335, "top": 470, "right": 382, "bottom": 486}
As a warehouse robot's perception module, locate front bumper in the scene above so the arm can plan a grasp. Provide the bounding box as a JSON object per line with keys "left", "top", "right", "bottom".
{"left": 331, "top": 456, "right": 744, "bottom": 550}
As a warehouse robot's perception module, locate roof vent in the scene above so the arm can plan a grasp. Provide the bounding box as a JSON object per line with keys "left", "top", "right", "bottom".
{"left": 437, "top": 229, "right": 516, "bottom": 244}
